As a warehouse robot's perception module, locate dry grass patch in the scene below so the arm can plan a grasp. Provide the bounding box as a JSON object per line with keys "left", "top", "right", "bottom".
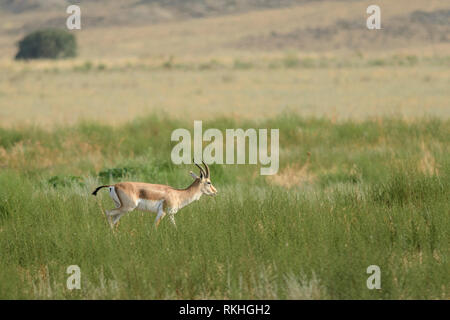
{"left": 418, "top": 140, "right": 439, "bottom": 176}
{"left": 268, "top": 153, "right": 315, "bottom": 188}
{"left": 284, "top": 272, "right": 327, "bottom": 300}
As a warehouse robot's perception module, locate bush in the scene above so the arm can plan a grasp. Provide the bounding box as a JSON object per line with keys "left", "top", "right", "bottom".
{"left": 15, "top": 29, "right": 77, "bottom": 60}
{"left": 47, "top": 175, "right": 84, "bottom": 188}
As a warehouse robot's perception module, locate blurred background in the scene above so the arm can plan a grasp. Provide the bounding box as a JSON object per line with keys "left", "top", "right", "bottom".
{"left": 0, "top": 0, "right": 449, "bottom": 126}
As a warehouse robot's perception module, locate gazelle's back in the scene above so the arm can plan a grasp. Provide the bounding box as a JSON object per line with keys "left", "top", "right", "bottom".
{"left": 115, "top": 182, "right": 173, "bottom": 200}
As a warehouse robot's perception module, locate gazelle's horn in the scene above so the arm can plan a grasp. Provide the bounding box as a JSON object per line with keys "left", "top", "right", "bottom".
{"left": 202, "top": 160, "right": 210, "bottom": 178}
{"left": 194, "top": 159, "right": 206, "bottom": 177}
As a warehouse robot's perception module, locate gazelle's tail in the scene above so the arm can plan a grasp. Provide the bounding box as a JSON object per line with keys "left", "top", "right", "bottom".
{"left": 92, "top": 185, "right": 110, "bottom": 196}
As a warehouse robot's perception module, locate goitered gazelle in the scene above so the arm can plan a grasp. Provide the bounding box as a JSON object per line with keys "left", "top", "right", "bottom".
{"left": 92, "top": 161, "right": 217, "bottom": 228}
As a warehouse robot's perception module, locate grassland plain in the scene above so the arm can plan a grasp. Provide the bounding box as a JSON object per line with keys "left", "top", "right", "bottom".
{"left": 1, "top": 54, "right": 449, "bottom": 127}
{"left": 0, "top": 114, "right": 448, "bottom": 299}
{"left": 1, "top": 0, "right": 450, "bottom": 127}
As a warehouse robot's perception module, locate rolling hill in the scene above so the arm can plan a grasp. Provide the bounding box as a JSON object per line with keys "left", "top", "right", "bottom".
{"left": 0, "top": 0, "right": 449, "bottom": 59}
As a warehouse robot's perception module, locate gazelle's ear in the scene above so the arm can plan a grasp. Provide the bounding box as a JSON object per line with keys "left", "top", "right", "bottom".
{"left": 190, "top": 171, "right": 199, "bottom": 180}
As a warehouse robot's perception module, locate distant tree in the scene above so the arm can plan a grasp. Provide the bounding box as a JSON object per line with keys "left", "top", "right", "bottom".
{"left": 15, "top": 28, "right": 77, "bottom": 60}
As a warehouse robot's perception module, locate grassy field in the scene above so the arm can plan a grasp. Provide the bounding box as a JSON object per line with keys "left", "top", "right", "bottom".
{"left": 0, "top": 114, "right": 448, "bottom": 299}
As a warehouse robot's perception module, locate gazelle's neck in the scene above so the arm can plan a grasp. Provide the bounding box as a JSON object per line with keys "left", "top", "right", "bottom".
{"left": 177, "top": 179, "right": 203, "bottom": 209}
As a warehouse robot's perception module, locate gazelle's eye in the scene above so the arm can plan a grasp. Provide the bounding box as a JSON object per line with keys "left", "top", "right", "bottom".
{"left": 207, "top": 182, "right": 211, "bottom": 184}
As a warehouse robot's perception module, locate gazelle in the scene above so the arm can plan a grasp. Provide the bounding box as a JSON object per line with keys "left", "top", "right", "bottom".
{"left": 92, "top": 161, "right": 217, "bottom": 228}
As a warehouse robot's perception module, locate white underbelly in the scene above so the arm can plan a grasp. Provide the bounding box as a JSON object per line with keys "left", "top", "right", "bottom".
{"left": 136, "top": 199, "right": 163, "bottom": 213}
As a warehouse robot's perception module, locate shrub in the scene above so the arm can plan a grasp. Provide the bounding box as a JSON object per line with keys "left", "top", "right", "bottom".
{"left": 73, "top": 61, "right": 93, "bottom": 72}
{"left": 98, "top": 167, "right": 137, "bottom": 182}
{"left": 48, "top": 175, "right": 84, "bottom": 188}
{"left": 233, "top": 59, "right": 253, "bottom": 70}
{"left": 15, "top": 29, "right": 77, "bottom": 60}
{"left": 282, "top": 53, "right": 299, "bottom": 68}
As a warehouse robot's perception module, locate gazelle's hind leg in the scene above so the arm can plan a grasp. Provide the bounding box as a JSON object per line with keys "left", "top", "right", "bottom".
{"left": 109, "top": 186, "right": 121, "bottom": 208}
{"left": 106, "top": 207, "right": 133, "bottom": 226}
{"left": 106, "top": 187, "right": 136, "bottom": 228}
{"left": 154, "top": 202, "right": 166, "bottom": 228}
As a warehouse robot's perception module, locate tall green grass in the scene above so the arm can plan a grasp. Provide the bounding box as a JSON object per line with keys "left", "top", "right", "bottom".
{"left": 0, "top": 114, "right": 448, "bottom": 299}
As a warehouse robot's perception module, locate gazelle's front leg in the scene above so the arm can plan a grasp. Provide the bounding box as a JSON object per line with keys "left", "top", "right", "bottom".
{"left": 169, "top": 214, "right": 177, "bottom": 228}
{"left": 154, "top": 208, "right": 166, "bottom": 228}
